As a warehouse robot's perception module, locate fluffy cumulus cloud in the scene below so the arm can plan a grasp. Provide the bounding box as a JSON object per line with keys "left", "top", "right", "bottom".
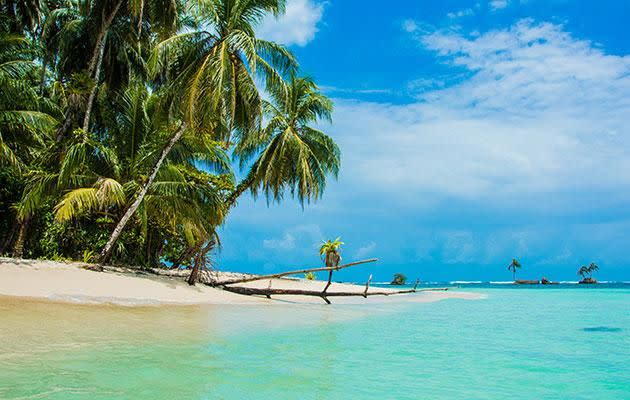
{"left": 332, "top": 19, "right": 630, "bottom": 203}
{"left": 256, "top": 0, "right": 324, "bottom": 46}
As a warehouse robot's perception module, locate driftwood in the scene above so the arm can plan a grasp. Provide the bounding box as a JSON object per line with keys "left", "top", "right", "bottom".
{"left": 221, "top": 284, "right": 448, "bottom": 304}
{"left": 212, "top": 258, "right": 378, "bottom": 286}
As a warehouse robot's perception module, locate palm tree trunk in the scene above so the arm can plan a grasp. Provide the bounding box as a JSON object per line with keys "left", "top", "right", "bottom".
{"left": 55, "top": 110, "right": 75, "bottom": 142}
{"left": 225, "top": 173, "right": 255, "bottom": 210}
{"left": 99, "top": 123, "right": 187, "bottom": 264}
{"left": 87, "top": 0, "right": 123, "bottom": 77}
{"left": 12, "top": 218, "right": 29, "bottom": 258}
{"left": 187, "top": 240, "right": 215, "bottom": 285}
{"left": 0, "top": 222, "right": 18, "bottom": 254}
{"left": 82, "top": 31, "right": 107, "bottom": 132}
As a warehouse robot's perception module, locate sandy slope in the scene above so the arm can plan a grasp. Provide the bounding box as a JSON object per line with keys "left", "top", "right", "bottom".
{"left": 0, "top": 258, "right": 481, "bottom": 305}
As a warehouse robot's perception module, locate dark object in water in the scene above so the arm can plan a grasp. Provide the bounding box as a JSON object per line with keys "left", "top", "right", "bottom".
{"left": 540, "top": 277, "right": 559, "bottom": 285}
{"left": 579, "top": 277, "right": 597, "bottom": 284}
{"left": 514, "top": 279, "right": 539, "bottom": 284}
{"left": 582, "top": 326, "right": 622, "bottom": 332}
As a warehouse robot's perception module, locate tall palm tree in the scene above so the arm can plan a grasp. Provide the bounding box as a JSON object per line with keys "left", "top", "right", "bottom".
{"left": 508, "top": 258, "right": 521, "bottom": 281}
{"left": 100, "top": 0, "right": 295, "bottom": 264}
{"left": 183, "top": 75, "right": 340, "bottom": 283}
{"left": 0, "top": 27, "right": 58, "bottom": 257}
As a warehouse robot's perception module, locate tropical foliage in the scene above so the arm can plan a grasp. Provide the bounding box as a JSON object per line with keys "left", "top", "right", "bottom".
{"left": 0, "top": 1, "right": 340, "bottom": 280}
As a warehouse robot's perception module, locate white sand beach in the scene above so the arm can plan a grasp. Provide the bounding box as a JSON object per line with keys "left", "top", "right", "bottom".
{"left": 0, "top": 258, "right": 481, "bottom": 306}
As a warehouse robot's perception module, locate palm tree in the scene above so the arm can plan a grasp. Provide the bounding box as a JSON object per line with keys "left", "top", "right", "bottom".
{"left": 508, "top": 258, "right": 521, "bottom": 281}
{"left": 320, "top": 238, "right": 343, "bottom": 269}
{"left": 99, "top": 0, "right": 295, "bottom": 264}
{"left": 0, "top": 27, "right": 58, "bottom": 257}
{"left": 183, "top": 75, "right": 340, "bottom": 282}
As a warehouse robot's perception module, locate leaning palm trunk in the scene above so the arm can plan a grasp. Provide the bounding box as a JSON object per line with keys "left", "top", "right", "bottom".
{"left": 99, "top": 123, "right": 187, "bottom": 264}
{"left": 82, "top": 31, "right": 108, "bottom": 132}
{"left": 12, "top": 218, "right": 29, "bottom": 258}
{"left": 224, "top": 174, "right": 256, "bottom": 210}
{"left": 188, "top": 240, "right": 215, "bottom": 285}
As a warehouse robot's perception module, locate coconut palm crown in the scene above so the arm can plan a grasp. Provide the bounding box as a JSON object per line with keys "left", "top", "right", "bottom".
{"left": 319, "top": 237, "right": 343, "bottom": 268}
{"left": 232, "top": 75, "right": 340, "bottom": 206}
{"left": 578, "top": 263, "right": 600, "bottom": 280}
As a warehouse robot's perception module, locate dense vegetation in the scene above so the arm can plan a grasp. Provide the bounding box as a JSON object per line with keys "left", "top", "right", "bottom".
{"left": 0, "top": 0, "right": 340, "bottom": 282}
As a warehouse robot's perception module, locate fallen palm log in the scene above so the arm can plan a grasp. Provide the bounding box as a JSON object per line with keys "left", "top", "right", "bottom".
{"left": 221, "top": 285, "right": 423, "bottom": 304}
{"left": 212, "top": 258, "right": 378, "bottom": 286}
{"left": 221, "top": 275, "right": 449, "bottom": 304}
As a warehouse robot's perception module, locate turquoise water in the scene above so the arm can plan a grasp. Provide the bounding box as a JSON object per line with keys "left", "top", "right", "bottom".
{"left": 1, "top": 288, "right": 628, "bottom": 399}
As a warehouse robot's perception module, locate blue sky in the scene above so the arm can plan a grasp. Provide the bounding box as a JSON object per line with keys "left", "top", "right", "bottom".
{"left": 218, "top": 0, "right": 630, "bottom": 282}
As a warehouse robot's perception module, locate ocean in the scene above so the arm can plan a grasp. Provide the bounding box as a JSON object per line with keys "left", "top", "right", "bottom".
{"left": 1, "top": 285, "right": 628, "bottom": 399}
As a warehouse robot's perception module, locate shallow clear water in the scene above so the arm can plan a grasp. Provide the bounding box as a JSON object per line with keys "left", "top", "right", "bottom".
{"left": 1, "top": 288, "right": 628, "bottom": 399}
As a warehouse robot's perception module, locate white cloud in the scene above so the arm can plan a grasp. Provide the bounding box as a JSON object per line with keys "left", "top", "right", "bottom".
{"left": 355, "top": 241, "right": 377, "bottom": 259}
{"left": 331, "top": 20, "right": 630, "bottom": 202}
{"left": 257, "top": 0, "right": 324, "bottom": 46}
{"left": 447, "top": 8, "right": 475, "bottom": 19}
{"left": 263, "top": 233, "right": 295, "bottom": 250}
{"left": 262, "top": 224, "right": 323, "bottom": 251}
{"left": 320, "top": 85, "right": 392, "bottom": 95}
{"left": 489, "top": 0, "right": 509, "bottom": 10}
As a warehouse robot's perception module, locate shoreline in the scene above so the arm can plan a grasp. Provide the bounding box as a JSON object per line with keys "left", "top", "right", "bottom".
{"left": 0, "top": 258, "right": 482, "bottom": 306}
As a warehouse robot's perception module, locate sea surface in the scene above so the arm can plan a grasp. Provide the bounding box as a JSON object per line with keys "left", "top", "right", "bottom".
{"left": 1, "top": 285, "right": 628, "bottom": 399}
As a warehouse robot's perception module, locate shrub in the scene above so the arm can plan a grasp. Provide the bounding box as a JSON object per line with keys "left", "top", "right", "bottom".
{"left": 391, "top": 273, "right": 407, "bottom": 285}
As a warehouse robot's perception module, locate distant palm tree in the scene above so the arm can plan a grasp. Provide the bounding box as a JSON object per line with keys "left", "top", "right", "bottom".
{"left": 577, "top": 265, "right": 589, "bottom": 280}
{"left": 508, "top": 258, "right": 521, "bottom": 281}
